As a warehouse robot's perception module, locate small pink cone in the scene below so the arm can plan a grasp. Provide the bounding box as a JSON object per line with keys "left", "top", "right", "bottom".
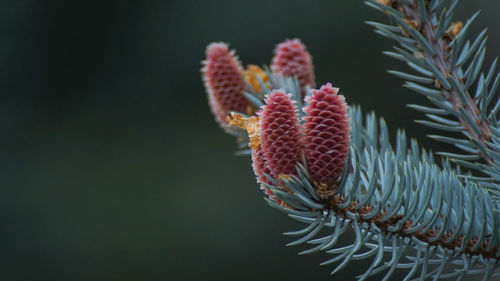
{"left": 272, "top": 39, "right": 315, "bottom": 100}
{"left": 303, "top": 83, "right": 350, "bottom": 188}
{"left": 202, "top": 43, "right": 251, "bottom": 129}
{"left": 260, "top": 90, "right": 303, "bottom": 179}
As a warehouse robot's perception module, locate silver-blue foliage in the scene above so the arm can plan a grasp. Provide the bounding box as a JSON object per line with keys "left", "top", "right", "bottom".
{"left": 223, "top": 1, "right": 500, "bottom": 280}
{"left": 365, "top": 0, "right": 500, "bottom": 199}
{"left": 265, "top": 106, "right": 500, "bottom": 281}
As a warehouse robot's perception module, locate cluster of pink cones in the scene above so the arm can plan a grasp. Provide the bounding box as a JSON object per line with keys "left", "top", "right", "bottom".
{"left": 202, "top": 39, "right": 350, "bottom": 202}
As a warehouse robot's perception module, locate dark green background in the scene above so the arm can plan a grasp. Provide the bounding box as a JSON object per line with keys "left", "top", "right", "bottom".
{"left": 1, "top": 1, "right": 499, "bottom": 280}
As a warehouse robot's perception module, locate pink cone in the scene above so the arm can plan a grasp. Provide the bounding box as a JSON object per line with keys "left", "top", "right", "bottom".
{"left": 202, "top": 42, "right": 251, "bottom": 129}
{"left": 251, "top": 143, "right": 281, "bottom": 204}
{"left": 271, "top": 39, "right": 315, "bottom": 100}
{"left": 303, "top": 83, "right": 350, "bottom": 187}
{"left": 260, "top": 90, "right": 303, "bottom": 179}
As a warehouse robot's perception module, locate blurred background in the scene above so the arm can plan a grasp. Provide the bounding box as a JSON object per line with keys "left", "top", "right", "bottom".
{"left": 0, "top": 1, "right": 499, "bottom": 280}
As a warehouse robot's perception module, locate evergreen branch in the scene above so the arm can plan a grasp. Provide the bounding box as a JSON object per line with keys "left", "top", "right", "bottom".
{"left": 365, "top": 0, "right": 500, "bottom": 185}
{"left": 202, "top": 21, "right": 500, "bottom": 278}
{"left": 265, "top": 106, "right": 500, "bottom": 281}
{"left": 236, "top": 72, "right": 500, "bottom": 279}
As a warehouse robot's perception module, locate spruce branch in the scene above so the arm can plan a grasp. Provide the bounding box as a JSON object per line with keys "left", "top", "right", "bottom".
{"left": 231, "top": 70, "right": 500, "bottom": 280}
{"left": 201, "top": 7, "right": 500, "bottom": 276}
{"left": 365, "top": 0, "right": 500, "bottom": 193}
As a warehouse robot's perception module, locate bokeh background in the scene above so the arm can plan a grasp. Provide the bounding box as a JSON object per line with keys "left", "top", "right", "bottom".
{"left": 1, "top": 1, "right": 499, "bottom": 280}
